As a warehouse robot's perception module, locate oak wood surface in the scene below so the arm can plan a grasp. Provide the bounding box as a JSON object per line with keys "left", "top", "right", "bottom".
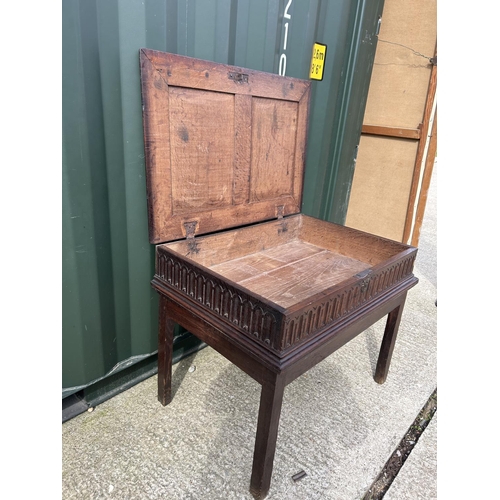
{"left": 250, "top": 374, "right": 286, "bottom": 499}
{"left": 233, "top": 94, "right": 252, "bottom": 205}
{"left": 140, "top": 49, "right": 310, "bottom": 244}
{"left": 219, "top": 243, "right": 370, "bottom": 309}
{"left": 374, "top": 296, "right": 406, "bottom": 384}
{"left": 143, "top": 48, "right": 310, "bottom": 101}
{"left": 298, "top": 215, "right": 413, "bottom": 264}
{"left": 163, "top": 214, "right": 413, "bottom": 268}
{"left": 169, "top": 87, "right": 235, "bottom": 215}
{"left": 157, "top": 295, "right": 174, "bottom": 406}
{"left": 163, "top": 216, "right": 302, "bottom": 267}
{"left": 157, "top": 213, "right": 417, "bottom": 357}
{"left": 207, "top": 240, "right": 322, "bottom": 284}
{"left": 152, "top": 275, "right": 415, "bottom": 498}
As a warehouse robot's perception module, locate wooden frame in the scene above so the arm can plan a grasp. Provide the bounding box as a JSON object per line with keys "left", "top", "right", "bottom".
{"left": 154, "top": 285, "right": 412, "bottom": 498}
{"left": 402, "top": 47, "right": 437, "bottom": 245}
{"left": 356, "top": 54, "right": 437, "bottom": 246}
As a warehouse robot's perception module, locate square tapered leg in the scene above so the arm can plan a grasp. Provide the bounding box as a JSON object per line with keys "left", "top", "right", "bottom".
{"left": 249, "top": 374, "right": 286, "bottom": 499}
{"left": 374, "top": 293, "right": 407, "bottom": 384}
{"left": 158, "top": 296, "right": 174, "bottom": 406}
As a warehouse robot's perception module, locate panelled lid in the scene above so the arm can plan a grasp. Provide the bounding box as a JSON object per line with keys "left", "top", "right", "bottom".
{"left": 140, "top": 49, "right": 311, "bottom": 244}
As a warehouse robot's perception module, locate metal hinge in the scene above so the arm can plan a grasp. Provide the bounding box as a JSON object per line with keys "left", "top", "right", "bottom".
{"left": 276, "top": 205, "right": 288, "bottom": 234}
{"left": 183, "top": 221, "right": 198, "bottom": 238}
{"left": 228, "top": 71, "right": 249, "bottom": 84}
{"left": 183, "top": 221, "right": 199, "bottom": 254}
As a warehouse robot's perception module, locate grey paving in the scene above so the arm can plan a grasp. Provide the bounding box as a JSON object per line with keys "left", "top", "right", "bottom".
{"left": 382, "top": 159, "right": 438, "bottom": 500}
{"left": 62, "top": 164, "right": 437, "bottom": 500}
{"left": 384, "top": 413, "right": 437, "bottom": 500}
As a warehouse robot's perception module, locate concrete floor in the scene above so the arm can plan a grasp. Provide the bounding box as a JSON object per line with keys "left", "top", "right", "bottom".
{"left": 62, "top": 163, "right": 437, "bottom": 500}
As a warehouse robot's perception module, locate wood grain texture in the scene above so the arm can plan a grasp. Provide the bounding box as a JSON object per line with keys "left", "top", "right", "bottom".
{"left": 233, "top": 94, "right": 252, "bottom": 205}
{"left": 298, "top": 215, "right": 413, "bottom": 264}
{"left": 169, "top": 88, "right": 234, "bottom": 214}
{"left": 226, "top": 243, "right": 370, "bottom": 309}
{"left": 362, "top": 124, "right": 421, "bottom": 140}
{"left": 140, "top": 49, "right": 310, "bottom": 244}
{"left": 294, "top": 88, "right": 311, "bottom": 202}
{"left": 163, "top": 215, "right": 302, "bottom": 267}
{"left": 164, "top": 214, "right": 414, "bottom": 268}
{"left": 140, "top": 50, "right": 172, "bottom": 239}
{"left": 410, "top": 110, "right": 437, "bottom": 247}
{"left": 156, "top": 214, "right": 417, "bottom": 355}
{"left": 402, "top": 51, "right": 437, "bottom": 244}
{"left": 250, "top": 98, "right": 297, "bottom": 202}
{"left": 143, "top": 48, "right": 310, "bottom": 101}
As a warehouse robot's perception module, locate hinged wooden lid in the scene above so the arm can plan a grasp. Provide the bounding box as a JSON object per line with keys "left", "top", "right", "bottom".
{"left": 140, "top": 49, "right": 311, "bottom": 244}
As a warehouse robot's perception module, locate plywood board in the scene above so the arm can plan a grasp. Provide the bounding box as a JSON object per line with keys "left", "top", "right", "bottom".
{"left": 346, "top": 0, "right": 436, "bottom": 243}
{"left": 345, "top": 135, "right": 418, "bottom": 241}
{"left": 362, "top": 0, "right": 437, "bottom": 128}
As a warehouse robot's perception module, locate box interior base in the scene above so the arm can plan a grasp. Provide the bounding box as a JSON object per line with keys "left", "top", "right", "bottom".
{"left": 210, "top": 240, "right": 369, "bottom": 308}
{"left": 162, "top": 214, "right": 409, "bottom": 310}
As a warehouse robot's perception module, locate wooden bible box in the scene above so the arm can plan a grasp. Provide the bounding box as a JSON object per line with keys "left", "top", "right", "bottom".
{"left": 140, "top": 49, "right": 418, "bottom": 499}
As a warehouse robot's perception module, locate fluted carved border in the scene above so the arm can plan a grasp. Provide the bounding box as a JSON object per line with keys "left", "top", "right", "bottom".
{"left": 156, "top": 249, "right": 415, "bottom": 355}
{"left": 156, "top": 251, "right": 280, "bottom": 350}
{"left": 281, "top": 253, "right": 416, "bottom": 350}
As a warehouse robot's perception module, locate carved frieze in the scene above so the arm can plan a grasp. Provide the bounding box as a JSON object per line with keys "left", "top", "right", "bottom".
{"left": 156, "top": 250, "right": 280, "bottom": 349}
{"left": 281, "top": 254, "right": 416, "bottom": 349}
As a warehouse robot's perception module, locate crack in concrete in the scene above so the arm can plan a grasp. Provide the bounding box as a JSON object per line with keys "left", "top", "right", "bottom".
{"left": 362, "top": 388, "right": 437, "bottom": 499}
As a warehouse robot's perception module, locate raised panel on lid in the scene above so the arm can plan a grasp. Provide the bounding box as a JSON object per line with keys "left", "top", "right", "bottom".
{"left": 169, "top": 88, "right": 235, "bottom": 214}
{"left": 250, "top": 98, "right": 298, "bottom": 202}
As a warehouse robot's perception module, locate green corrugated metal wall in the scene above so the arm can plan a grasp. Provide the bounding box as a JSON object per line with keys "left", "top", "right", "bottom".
{"left": 62, "top": 0, "right": 384, "bottom": 402}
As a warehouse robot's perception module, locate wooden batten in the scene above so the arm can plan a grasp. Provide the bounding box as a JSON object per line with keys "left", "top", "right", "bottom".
{"left": 361, "top": 124, "right": 421, "bottom": 140}
{"left": 402, "top": 54, "right": 437, "bottom": 244}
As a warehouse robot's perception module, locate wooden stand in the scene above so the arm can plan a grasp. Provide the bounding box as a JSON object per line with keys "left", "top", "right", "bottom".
{"left": 140, "top": 49, "right": 418, "bottom": 499}
{"left": 154, "top": 281, "right": 412, "bottom": 499}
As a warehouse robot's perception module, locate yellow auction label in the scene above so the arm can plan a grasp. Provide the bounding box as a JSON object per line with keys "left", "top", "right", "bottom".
{"left": 309, "top": 42, "right": 327, "bottom": 81}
